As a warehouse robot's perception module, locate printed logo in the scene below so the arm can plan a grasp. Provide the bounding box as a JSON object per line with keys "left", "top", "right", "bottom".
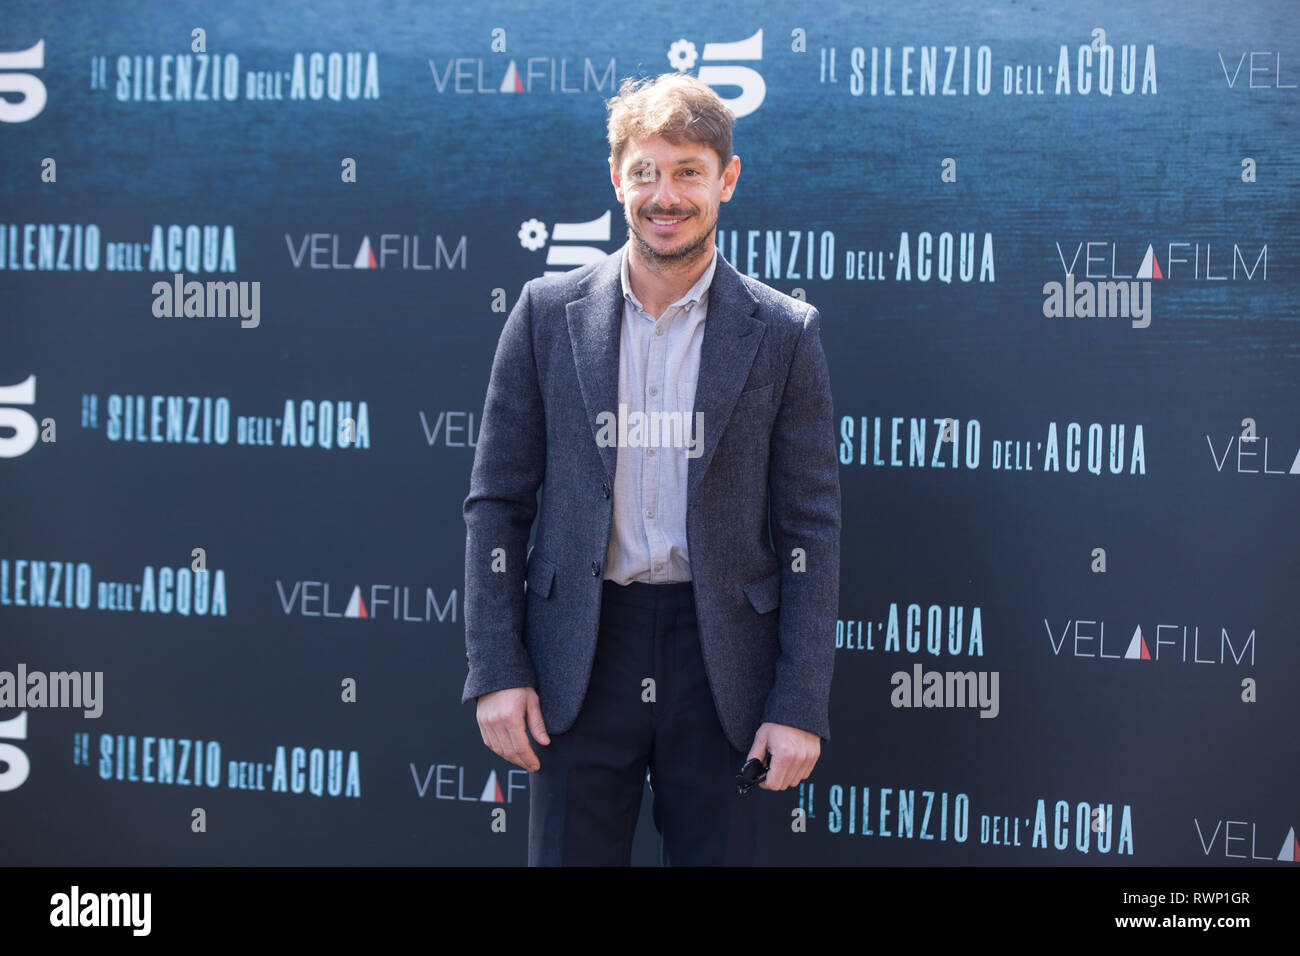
{"left": 92, "top": 49, "right": 379, "bottom": 103}
{"left": 668, "top": 29, "right": 765, "bottom": 118}
{"left": 80, "top": 731, "right": 361, "bottom": 798}
{"left": 0, "top": 712, "right": 29, "bottom": 792}
{"left": 1043, "top": 239, "right": 1270, "bottom": 328}
{"left": 1195, "top": 818, "right": 1299, "bottom": 862}
{"left": 410, "top": 763, "right": 528, "bottom": 803}
{"left": 428, "top": 47, "right": 615, "bottom": 95}
{"left": 275, "top": 579, "right": 457, "bottom": 623}
{"left": 799, "top": 783, "right": 1135, "bottom": 855}
{"left": 0, "top": 559, "right": 228, "bottom": 616}
{"left": 1045, "top": 618, "right": 1255, "bottom": 666}
{"left": 821, "top": 34, "right": 1156, "bottom": 99}
{"left": 80, "top": 393, "right": 370, "bottom": 451}
{"left": 518, "top": 210, "right": 613, "bottom": 274}
{"left": 286, "top": 231, "right": 466, "bottom": 271}
{"left": 0, "top": 223, "right": 237, "bottom": 273}
{"left": 837, "top": 603, "right": 984, "bottom": 656}
{"left": 0, "top": 376, "right": 39, "bottom": 459}
{"left": 839, "top": 416, "right": 1146, "bottom": 476}
{"left": 0, "top": 41, "right": 46, "bottom": 123}
{"left": 1206, "top": 424, "right": 1300, "bottom": 476}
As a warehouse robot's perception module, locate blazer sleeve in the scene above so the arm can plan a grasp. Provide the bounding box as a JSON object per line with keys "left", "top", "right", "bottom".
{"left": 760, "top": 303, "right": 842, "bottom": 738}
{"left": 461, "top": 280, "right": 546, "bottom": 702}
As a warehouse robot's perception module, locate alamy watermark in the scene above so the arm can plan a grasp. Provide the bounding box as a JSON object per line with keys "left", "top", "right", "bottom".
{"left": 49, "top": 886, "right": 150, "bottom": 935}
{"left": 152, "top": 272, "right": 260, "bottom": 328}
{"left": 1042, "top": 275, "right": 1151, "bottom": 328}
{"left": 890, "top": 664, "right": 999, "bottom": 718}
{"left": 595, "top": 405, "right": 704, "bottom": 458}
{"left": 0, "top": 664, "right": 103, "bottom": 718}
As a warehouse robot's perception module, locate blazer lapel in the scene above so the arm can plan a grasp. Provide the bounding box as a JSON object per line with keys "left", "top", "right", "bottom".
{"left": 687, "top": 252, "right": 763, "bottom": 501}
{"left": 566, "top": 251, "right": 624, "bottom": 486}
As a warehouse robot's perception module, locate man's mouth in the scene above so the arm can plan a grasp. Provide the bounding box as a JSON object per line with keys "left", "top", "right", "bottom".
{"left": 646, "top": 214, "right": 689, "bottom": 231}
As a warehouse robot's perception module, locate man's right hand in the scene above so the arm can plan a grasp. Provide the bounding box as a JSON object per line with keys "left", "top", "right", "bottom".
{"left": 475, "top": 686, "right": 550, "bottom": 772}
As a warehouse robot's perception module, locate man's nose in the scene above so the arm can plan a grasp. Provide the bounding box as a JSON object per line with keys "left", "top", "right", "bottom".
{"left": 650, "top": 173, "right": 683, "bottom": 208}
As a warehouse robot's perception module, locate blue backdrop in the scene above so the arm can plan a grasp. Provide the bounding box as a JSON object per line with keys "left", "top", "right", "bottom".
{"left": 1, "top": 0, "right": 1297, "bottom": 865}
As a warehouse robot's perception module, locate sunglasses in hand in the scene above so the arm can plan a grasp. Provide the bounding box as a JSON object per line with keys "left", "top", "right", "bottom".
{"left": 735, "top": 756, "right": 769, "bottom": 794}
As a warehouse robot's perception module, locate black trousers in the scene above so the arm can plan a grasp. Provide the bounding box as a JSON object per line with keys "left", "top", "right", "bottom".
{"left": 528, "top": 579, "right": 760, "bottom": 866}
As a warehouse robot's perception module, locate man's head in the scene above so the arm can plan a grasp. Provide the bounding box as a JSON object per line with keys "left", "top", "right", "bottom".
{"left": 606, "top": 73, "right": 740, "bottom": 269}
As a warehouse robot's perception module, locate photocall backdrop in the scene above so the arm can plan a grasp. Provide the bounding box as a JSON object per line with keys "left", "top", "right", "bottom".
{"left": 1, "top": 0, "right": 1297, "bottom": 866}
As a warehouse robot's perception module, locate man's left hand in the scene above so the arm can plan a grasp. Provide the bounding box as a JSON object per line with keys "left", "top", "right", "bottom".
{"left": 747, "top": 722, "right": 820, "bottom": 791}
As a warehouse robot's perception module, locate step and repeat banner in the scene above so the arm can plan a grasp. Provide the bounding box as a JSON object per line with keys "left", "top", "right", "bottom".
{"left": 1, "top": 0, "right": 1296, "bottom": 866}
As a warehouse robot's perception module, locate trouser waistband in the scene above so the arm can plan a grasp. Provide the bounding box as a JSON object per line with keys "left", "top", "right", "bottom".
{"left": 601, "top": 578, "right": 694, "bottom": 609}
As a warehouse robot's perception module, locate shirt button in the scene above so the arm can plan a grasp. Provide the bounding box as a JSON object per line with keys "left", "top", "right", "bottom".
{"left": 646, "top": 508, "right": 654, "bottom": 518}
{"left": 649, "top": 386, "right": 657, "bottom": 396}
{"left": 655, "top": 326, "right": 664, "bottom": 336}
{"left": 647, "top": 448, "right": 655, "bottom": 457}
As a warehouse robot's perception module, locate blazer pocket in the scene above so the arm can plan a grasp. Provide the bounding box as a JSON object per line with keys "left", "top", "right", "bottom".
{"left": 526, "top": 554, "right": 556, "bottom": 599}
{"left": 736, "top": 382, "right": 774, "bottom": 400}
{"left": 742, "top": 567, "right": 781, "bottom": 614}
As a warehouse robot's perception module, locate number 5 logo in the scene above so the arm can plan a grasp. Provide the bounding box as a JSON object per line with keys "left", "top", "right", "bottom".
{"left": 694, "top": 30, "right": 766, "bottom": 119}
{"left": 0, "top": 375, "right": 39, "bottom": 458}
{"left": 0, "top": 41, "right": 47, "bottom": 123}
{"left": 0, "top": 714, "right": 30, "bottom": 792}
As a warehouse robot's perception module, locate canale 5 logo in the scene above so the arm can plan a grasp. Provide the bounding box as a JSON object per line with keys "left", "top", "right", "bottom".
{"left": 0, "top": 376, "right": 40, "bottom": 458}
{"left": 667, "top": 29, "right": 766, "bottom": 118}
{"left": 0, "top": 42, "right": 46, "bottom": 123}
{"left": 517, "top": 210, "right": 613, "bottom": 275}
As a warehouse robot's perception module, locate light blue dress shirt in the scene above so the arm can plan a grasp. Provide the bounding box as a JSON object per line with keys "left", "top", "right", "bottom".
{"left": 603, "top": 242, "right": 718, "bottom": 585}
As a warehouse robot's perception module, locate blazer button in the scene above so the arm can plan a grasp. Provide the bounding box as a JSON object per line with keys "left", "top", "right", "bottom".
{"left": 601, "top": 482, "right": 610, "bottom": 499}
{"left": 591, "top": 562, "right": 600, "bottom": 576}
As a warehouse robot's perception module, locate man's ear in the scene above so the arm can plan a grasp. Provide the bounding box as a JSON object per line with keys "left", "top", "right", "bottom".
{"left": 609, "top": 155, "right": 624, "bottom": 200}
{"left": 720, "top": 154, "right": 741, "bottom": 201}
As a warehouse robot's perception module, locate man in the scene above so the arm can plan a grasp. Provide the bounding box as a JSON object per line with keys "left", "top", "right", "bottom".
{"left": 462, "top": 73, "right": 840, "bottom": 865}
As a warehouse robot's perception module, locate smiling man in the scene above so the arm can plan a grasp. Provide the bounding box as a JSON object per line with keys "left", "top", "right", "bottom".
{"left": 463, "top": 72, "right": 841, "bottom": 866}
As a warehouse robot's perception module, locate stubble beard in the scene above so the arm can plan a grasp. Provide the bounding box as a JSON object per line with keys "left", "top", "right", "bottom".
{"left": 627, "top": 204, "right": 717, "bottom": 273}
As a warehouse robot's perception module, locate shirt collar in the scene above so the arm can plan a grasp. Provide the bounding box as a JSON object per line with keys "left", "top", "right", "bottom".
{"left": 620, "top": 241, "right": 717, "bottom": 315}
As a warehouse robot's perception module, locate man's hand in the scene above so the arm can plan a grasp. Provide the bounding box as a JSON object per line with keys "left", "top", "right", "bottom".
{"left": 747, "top": 722, "right": 820, "bottom": 791}
{"left": 476, "top": 686, "right": 550, "bottom": 772}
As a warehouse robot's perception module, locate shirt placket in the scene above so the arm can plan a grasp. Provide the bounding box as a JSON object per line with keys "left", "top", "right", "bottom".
{"left": 642, "top": 304, "right": 675, "bottom": 582}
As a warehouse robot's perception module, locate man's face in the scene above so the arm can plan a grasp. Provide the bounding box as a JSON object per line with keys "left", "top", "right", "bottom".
{"left": 611, "top": 134, "right": 740, "bottom": 268}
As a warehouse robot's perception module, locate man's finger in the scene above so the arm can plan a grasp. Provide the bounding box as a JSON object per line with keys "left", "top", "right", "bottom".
{"left": 793, "top": 757, "right": 813, "bottom": 788}
{"left": 503, "top": 713, "right": 540, "bottom": 771}
{"left": 489, "top": 720, "right": 524, "bottom": 770}
{"left": 526, "top": 692, "right": 550, "bottom": 746}
{"left": 482, "top": 718, "right": 510, "bottom": 767}
{"left": 746, "top": 725, "right": 769, "bottom": 764}
{"left": 760, "top": 752, "right": 789, "bottom": 791}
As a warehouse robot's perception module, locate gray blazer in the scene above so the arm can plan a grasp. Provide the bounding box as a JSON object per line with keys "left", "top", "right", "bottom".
{"left": 462, "top": 245, "right": 841, "bottom": 752}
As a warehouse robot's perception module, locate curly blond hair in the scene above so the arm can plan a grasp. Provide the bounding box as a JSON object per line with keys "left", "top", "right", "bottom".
{"left": 605, "top": 73, "right": 734, "bottom": 176}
